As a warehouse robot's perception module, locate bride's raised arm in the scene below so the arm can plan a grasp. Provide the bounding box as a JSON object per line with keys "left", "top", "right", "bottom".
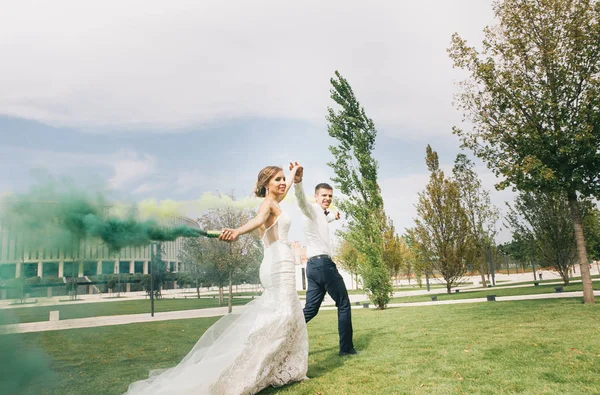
{"left": 218, "top": 199, "right": 272, "bottom": 241}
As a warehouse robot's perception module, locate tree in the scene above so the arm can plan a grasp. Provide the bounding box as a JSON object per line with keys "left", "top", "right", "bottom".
{"left": 197, "top": 205, "right": 262, "bottom": 313}
{"left": 403, "top": 233, "right": 423, "bottom": 287}
{"left": 327, "top": 70, "right": 393, "bottom": 309}
{"left": 409, "top": 146, "right": 474, "bottom": 294}
{"left": 400, "top": 237, "right": 415, "bottom": 285}
{"left": 498, "top": 234, "right": 536, "bottom": 274}
{"left": 382, "top": 218, "right": 410, "bottom": 285}
{"left": 506, "top": 191, "right": 579, "bottom": 284}
{"left": 141, "top": 243, "right": 168, "bottom": 300}
{"left": 336, "top": 238, "right": 362, "bottom": 290}
{"left": 453, "top": 154, "right": 500, "bottom": 287}
{"left": 180, "top": 238, "right": 208, "bottom": 298}
{"left": 106, "top": 276, "right": 118, "bottom": 296}
{"left": 449, "top": 0, "right": 600, "bottom": 303}
{"left": 582, "top": 205, "right": 600, "bottom": 261}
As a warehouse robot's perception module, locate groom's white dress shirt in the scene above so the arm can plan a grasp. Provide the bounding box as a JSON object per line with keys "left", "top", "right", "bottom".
{"left": 294, "top": 181, "right": 336, "bottom": 259}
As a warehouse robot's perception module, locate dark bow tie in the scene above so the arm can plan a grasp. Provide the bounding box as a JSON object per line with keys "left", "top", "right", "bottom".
{"left": 324, "top": 210, "right": 329, "bottom": 216}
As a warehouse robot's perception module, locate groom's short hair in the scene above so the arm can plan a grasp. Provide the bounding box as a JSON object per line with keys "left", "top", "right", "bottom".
{"left": 315, "top": 183, "right": 333, "bottom": 193}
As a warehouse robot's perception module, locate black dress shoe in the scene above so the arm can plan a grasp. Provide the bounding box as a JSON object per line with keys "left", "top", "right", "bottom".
{"left": 338, "top": 348, "right": 358, "bottom": 356}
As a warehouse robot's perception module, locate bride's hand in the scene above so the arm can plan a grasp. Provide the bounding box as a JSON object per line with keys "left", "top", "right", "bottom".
{"left": 218, "top": 228, "right": 239, "bottom": 241}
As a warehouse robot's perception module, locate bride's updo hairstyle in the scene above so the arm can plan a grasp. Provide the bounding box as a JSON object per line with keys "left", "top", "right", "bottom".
{"left": 255, "top": 166, "right": 282, "bottom": 197}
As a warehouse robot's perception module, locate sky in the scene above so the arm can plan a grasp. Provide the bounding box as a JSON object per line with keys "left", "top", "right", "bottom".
{"left": 0, "top": 0, "right": 517, "bottom": 245}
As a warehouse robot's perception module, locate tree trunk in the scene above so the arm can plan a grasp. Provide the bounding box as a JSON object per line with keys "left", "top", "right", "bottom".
{"left": 559, "top": 268, "right": 570, "bottom": 285}
{"left": 480, "top": 262, "right": 487, "bottom": 288}
{"left": 228, "top": 273, "right": 233, "bottom": 314}
{"left": 196, "top": 280, "right": 200, "bottom": 299}
{"left": 567, "top": 192, "right": 595, "bottom": 304}
{"left": 218, "top": 286, "right": 224, "bottom": 306}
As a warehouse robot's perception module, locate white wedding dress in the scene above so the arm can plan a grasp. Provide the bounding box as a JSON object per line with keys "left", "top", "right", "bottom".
{"left": 125, "top": 211, "right": 309, "bottom": 395}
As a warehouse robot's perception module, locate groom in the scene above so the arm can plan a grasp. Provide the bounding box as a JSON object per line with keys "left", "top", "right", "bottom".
{"left": 290, "top": 162, "right": 356, "bottom": 356}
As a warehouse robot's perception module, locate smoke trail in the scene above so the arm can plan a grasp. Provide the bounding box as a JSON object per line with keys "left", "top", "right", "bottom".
{"left": 0, "top": 311, "right": 56, "bottom": 393}
{"left": 138, "top": 192, "right": 304, "bottom": 220}
{"left": 136, "top": 193, "right": 261, "bottom": 221}
{"left": 0, "top": 180, "right": 204, "bottom": 253}
{"left": 138, "top": 198, "right": 183, "bottom": 219}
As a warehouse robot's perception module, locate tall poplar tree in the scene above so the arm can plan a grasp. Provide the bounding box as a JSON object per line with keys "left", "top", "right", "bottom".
{"left": 327, "top": 71, "right": 392, "bottom": 309}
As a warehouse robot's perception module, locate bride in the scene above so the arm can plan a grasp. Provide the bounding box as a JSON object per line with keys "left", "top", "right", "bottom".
{"left": 125, "top": 163, "right": 308, "bottom": 395}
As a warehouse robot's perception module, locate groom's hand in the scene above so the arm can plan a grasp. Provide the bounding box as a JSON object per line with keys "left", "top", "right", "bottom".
{"left": 289, "top": 161, "right": 303, "bottom": 183}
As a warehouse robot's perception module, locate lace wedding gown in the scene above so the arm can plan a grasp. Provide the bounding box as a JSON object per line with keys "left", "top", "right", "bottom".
{"left": 125, "top": 211, "right": 309, "bottom": 395}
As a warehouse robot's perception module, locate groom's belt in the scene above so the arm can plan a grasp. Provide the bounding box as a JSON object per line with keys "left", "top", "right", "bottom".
{"left": 308, "top": 254, "right": 331, "bottom": 261}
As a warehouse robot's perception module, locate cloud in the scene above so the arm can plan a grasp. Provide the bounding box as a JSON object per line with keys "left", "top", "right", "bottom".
{"left": 0, "top": 0, "right": 495, "bottom": 136}
{"left": 173, "top": 171, "right": 210, "bottom": 194}
{"left": 132, "top": 182, "right": 165, "bottom": 195}
{"left": 107, "top": 152, "right": 157, "bottom": 189}
{"left": 0, "top": 144, "right": 162, "bottom": 193}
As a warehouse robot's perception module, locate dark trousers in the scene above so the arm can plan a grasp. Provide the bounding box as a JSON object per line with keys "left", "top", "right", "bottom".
{"left": 303, "top": 255, "right": 354, "bottom": 353}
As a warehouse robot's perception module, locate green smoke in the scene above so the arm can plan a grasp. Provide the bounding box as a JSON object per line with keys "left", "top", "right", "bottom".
{"left": 0, "top": 311, "right": 56, "bottom": 393}
{"left": 0, "top": 179, "right": 204, "bottom": 253}
{"left": 83, "top": 216, "right": 204, "bottom": 249}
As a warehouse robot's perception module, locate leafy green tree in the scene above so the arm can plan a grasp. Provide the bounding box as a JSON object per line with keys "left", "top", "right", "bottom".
{"left": 141, "top": 243, "right": 168, "bottom": 300}
{"left": 449, "top": 0, "right": 600, "bottom": 303}
{"left": 399, "top": 238, "right": 415, "bottom": 285}
{"left": 506, "top": 191, "right": 580, "bottom": 284}
{"left": 582, "top": 205, "right": 600, "bottom": 261}
{"left": 403, "top": 233, "right": 423, "bottom": 287}
{"left": 336, "top": 238, "right": 362, "bottom": 290}
{"left": 382, "top": 217, "right": 405, "bottom": 281}
{"left": 326, "top": 70, "right": 392, "bottom": 309}
{"left": 106, "top": 276, "right": 118, "bottom": 295}
{"left": 498, "top": 237, "right": 536, "bottom": 274}
{"left": 409, "top": 146, "right": 474, "bottom": 294}
{"left": 453, "top": 154, "right": 500, "bottom": 287}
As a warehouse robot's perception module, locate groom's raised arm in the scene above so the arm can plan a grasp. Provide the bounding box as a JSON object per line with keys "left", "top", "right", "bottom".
{"left": 294, "top": 181, "right": 316, "bottom": 220}
{"left": 289, "top": 162, "right": 316, "bottom": 220}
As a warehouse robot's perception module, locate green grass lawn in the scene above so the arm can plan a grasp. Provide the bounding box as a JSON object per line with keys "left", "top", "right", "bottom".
{"left": 1, "top": 297, "right": 251, "bottom": 325}
{"left": 381, "top": 281, "right": 600, "bottom": 304}
{"left": 4, "top": 298, "right": 600, "bottom": 394}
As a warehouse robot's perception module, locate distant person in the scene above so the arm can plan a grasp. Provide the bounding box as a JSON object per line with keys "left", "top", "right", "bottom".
{"left": 538, "top": 269, "right": 543, "bottom": 280}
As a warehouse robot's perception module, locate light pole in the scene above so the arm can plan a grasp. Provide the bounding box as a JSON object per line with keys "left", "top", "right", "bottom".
{"left": 487, "top": 247, "right": 496, "bottom": 286}
{"left": 150, "top": 242, "right": 156, "bottom": 317}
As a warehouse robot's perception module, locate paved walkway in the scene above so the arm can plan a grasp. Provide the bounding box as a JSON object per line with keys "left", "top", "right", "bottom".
{"left": 386, "top": 290, "right": 600, "bottom": 308}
